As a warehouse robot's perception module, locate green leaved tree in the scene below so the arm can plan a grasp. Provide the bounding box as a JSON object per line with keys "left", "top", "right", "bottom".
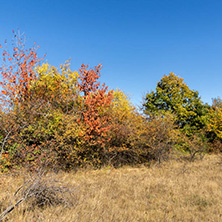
{"left": 143, "top": 72, "right": 208, "bottom": 135}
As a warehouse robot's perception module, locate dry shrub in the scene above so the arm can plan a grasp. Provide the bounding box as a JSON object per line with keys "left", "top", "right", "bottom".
{"left": 176, "top": 132, "right": 208, "bottom": 162}
{"left": 104, "top": 112, "right": 179, "bottom": 167}
{"left": 208, "top": 139, "right": 222, "bottom": 152}
{"left": 24, "top": 171, "right": 78, "bottom": 209}
{"left": 132, "top": 112, "right": 180, "bottom": 164}
{"left": 0, "top": 170, "right": 79, "bottom": 221}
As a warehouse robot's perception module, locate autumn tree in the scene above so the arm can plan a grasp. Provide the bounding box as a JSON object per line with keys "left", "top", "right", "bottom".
{"left": 1, "top": 32, "right": 202, "bottom": 171}
{"left": 207, "top": 97, "right": 222, "bottom": 138}
{"left": 20, "top": 62, "right": 82, "bottom": 169}
{"left": 140, "top": 112, "right": 180, "bottom": 163}
{"left": 143, "top": 72, "right": 208, "bottom": 135}
{"left": 75, "top": 64, "right": 114, "bottom": 165}
{"left": 205, "top": 97, "right": 222, "bottom": 151}
{"left": 0, "top": 31, "right": 42, "bottom": 169}
{"left": 107, "top": 90, "right": 140, "bottom": 152}
{"left": 0, "top": 31, "right": 40, "bottom": 108}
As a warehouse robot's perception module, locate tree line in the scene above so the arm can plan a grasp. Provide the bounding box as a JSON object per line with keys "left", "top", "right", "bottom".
{"left": 0, "top": 33, "right": 221, "bottom": 171}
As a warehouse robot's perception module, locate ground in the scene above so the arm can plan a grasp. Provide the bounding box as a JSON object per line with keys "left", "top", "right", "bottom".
{"left": 1, "top": 154, "right": 222, "bottom": 221}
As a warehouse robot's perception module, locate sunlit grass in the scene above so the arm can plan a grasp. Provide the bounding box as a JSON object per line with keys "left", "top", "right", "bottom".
{"left": 1, "top": 154, "right": 222, "bottom": 221}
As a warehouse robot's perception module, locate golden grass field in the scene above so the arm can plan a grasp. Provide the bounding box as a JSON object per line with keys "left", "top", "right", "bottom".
{"left": 1, "top": 154, "right": 222, "bottom": 221}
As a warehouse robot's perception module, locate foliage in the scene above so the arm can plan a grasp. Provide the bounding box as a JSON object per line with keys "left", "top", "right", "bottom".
{"left": 106, "top": 91, "right": 180, "bottom": 166}
{"left": 32, "top": 62, "right": 80, "bottom": 112}
{"left": 19, "top": 62, "right": 80, "bottom": 168}
{"left": 78, "top": 64, "right": 113, "bottom": 147}
{"left": 0, "top": 32, "right": 42, "bottom": 170}
{"left": 206, "top": 97, "right": 222, "bottom": 151}
{"left": 133, "top": 112, "right": 180, "bottom": 163}
{"left": 143, "top": 72, "right": 208, "bottom": 135}
{"left": 176, "top": 131, "right": 208, "bottom": 161}
{"left": 103, "top": 90, "right": 140, "bottom": 166}
{"left": 0, "top": 31, "right": 40, "bottom": 109}
{"left": 0, "top": 32, "right": 219, "bottom": 172}
{"left": 207, "top": 97, "right": 222, "bottom": 140}
{"left": 108, "top": 90, "right": 135, "bottom": 150}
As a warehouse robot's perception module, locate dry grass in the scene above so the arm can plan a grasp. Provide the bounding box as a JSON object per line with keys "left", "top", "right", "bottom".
{"left": 1, "top": 154, "right": 222, "bottom": 221}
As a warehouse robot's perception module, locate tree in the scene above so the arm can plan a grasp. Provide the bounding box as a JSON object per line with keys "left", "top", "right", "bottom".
{"left": 207, "top": 97, "right": 222, "bottom": 143}
{"left": 0, "top": 31, "right": 40, "bottom": 109}
{"left": 0, "top": 31, "right": 41, "bottom": 169}
{"left": 107, "top": 90, "right": 136, "bottom": 155}
{"left": 76, "top": 64, "right": 114, "bottom": 165}
{"left": 17, "top": 62, "right": 81, "bottom": 168}
{"left": 143, "top": 72, "right": 208, "bottom": 134}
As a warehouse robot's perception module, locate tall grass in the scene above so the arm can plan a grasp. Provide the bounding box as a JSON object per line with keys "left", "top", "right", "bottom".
{"left": 1, "top": 155, "right": 222, "bottom": 221}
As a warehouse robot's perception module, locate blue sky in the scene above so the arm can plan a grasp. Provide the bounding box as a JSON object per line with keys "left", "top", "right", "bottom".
{"left": 0, "top": 0, "right": 222, "bottom": 106}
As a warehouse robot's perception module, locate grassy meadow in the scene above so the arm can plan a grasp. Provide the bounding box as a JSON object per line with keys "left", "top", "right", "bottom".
{"left": 1, "top": 154, "right": 222, "bottom": 222}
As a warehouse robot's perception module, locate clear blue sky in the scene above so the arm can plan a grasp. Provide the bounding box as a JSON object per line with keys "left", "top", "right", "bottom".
{"left": 0, "top": 0, "right": 222, "bottom": 106}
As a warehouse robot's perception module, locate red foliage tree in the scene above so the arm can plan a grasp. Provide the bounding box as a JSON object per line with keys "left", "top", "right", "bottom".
{"left": 0, "top": 32, "right": 44, "bottom": 170}
{"left": 0, "top": 31, "right": 40, "bottom": 108}
{"left": 78, "top": 64, "right": 113, "bottom": 151}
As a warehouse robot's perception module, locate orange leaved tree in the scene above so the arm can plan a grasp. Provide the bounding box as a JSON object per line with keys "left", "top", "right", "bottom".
{"left": 77, "top": 64, "right": 114, "bottom": 165}
{"left": 0, "top": 32, "right": 43, "bottom": 170}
